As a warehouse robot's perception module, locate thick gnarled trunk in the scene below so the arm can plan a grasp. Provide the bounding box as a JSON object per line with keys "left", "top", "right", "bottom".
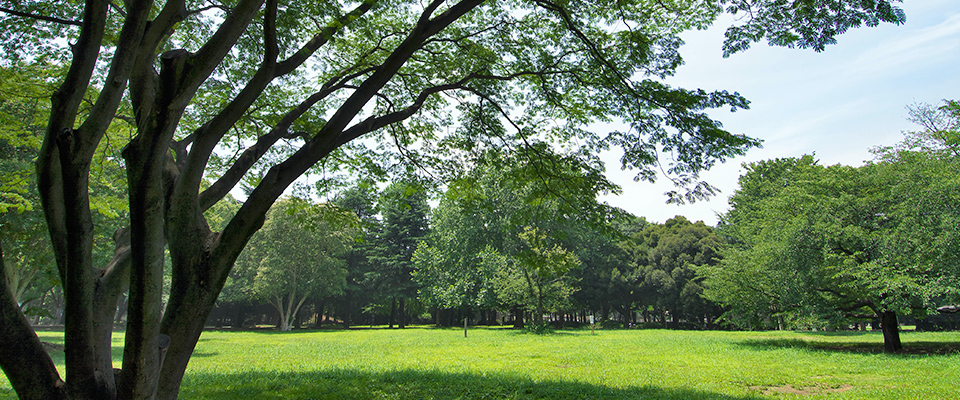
{"left": 879, "top": 311, "right": 903, "bottom": 353}
{"left": 1, "top": 0, "right": 489, "bottom": 398}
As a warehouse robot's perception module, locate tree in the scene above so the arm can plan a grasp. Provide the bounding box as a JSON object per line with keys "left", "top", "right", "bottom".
{"left": 367, "top": 181, "right": 429, "bottom": 328}
{"left": 554, "top": 214, "right": 635, "bottom": 326}
{"left": 412, "top": 205, "right": 498, "bottom": 317}
{"left": 412, "top": 152, "right": 524, "bottom": 320}
{"left": 0, "top": 0, "right": 906, "bottom": 398}
{"left": 234, "top": 198, "right": 354, "bottom": 331}
{"left": 328, "top": 183, "right": 381, "bottom": 328}
{"left": 506, "top": 226, "right": 581, "bottom": 328}
{"left": 870, "top": 99, "right": 960, "bottom": 332}
{"left": 414, "top": 146, "right": 614, "bottom": 327}
{"left": 701, "top": 144, "right": 960, "bottom": 352}
{"left": 620, "top": 216, "right": 723, "bottom": 328}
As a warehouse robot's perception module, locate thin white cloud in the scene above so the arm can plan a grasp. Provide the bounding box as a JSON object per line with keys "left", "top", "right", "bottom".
{"left": 604, "top": 4, "right": 960, "bottom": 225}
{"left": 848, "top": 13, "right": 960, "bottom": 79}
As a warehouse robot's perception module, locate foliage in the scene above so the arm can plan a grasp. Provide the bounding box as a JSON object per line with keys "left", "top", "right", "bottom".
{"left": 0, "top": 62, "right": 127, "bottom": 319}
{"left": 702, "top": 122, "right": 960, "bottom": 351}
{"left": 235, "top": 198, "right": 356, "bottom": 331}
{"left": 565, "top": 215, "right": 637, "bottom": 325}
{"left": 414, "top": 147, "right": 611, "bottom": 323}
{"left": 330, "top": 183, "right": 381, "bottom": 329}
{"left": 622, "top": 216, "right": 724, "bottom": 328}
{"left": 719, "top": 0, "right": 906, "bottom": 56}
{"left": 365, "top": 180, "right": 430, "bottom": 327}
{"left": 507, "top": 227, "right": 581, "bottom": 327}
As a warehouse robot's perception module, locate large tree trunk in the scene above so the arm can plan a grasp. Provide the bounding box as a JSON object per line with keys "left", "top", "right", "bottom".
{"left": 512, "top": 305, "right": 524, "bottom": 329}
{"left": 0, "top": 240, "right": 67, "bottom": 400}
{"left": 155, "top": 244, "right": 243, "bottom": 400}
{"left": 3, "top": 0, "right": 487, "bottom": 398}
{"left": 879, "top": 311, "right": 903, "bottom": 353}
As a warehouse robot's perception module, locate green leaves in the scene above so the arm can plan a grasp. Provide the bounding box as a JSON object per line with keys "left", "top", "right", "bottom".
{"left": 705, "top": 131, "right": 960, "bottom": 332}
{"left": 517, "top": 226, "right": 581, "bottom": 279}
{"left": 720, "top": 0, "right": 906, "bottom": 56}
{"left": 235, "top": 197, "right": 355, "bottom": 308}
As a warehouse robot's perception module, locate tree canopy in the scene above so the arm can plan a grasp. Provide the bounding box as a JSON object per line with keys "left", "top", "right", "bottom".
{"left": 234, "top": 197, "right": 355, "bottom": 331}
{"left": 624, "top": 216, "right": 723, "bottom": 329}
{"left": 699, "top": 108, "right": 960, "bottom": 352}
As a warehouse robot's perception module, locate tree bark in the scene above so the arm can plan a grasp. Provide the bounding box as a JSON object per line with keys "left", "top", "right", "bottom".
{"left": 155, "top": 254, "right": 232, "bottom": 400}
{"left": 879, "top": 311, "right": 903, "bottom": 353}
{"left": 512, "top": 305, "right": 524, "bottom": 329}
{"left": 0, "top": 240, "right": 67, "bottom": 400}
{"left": 118, "top": 47, "right": 191, "bottom": 399}
{"left": 90, "top": 228, "right": 132, "bottom": 399}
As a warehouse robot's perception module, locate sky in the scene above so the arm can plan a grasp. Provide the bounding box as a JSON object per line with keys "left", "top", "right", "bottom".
{"left": 599, "top": 1, "right": 960, "bottom": 226}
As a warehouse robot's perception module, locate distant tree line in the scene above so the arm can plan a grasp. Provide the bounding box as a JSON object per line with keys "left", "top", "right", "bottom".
{"left": 6, "top": 91, "right": 959, "bottom": 354}
{"left": 197, "top": 101, "right": 960, "bottom": 353}
{"left": 202, "top": 146, "right": 732, "bottom": 332}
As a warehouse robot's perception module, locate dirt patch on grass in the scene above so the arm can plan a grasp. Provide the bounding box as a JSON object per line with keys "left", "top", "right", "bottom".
{"left": 749, "top": 383, "right": 854, "bottom": 395}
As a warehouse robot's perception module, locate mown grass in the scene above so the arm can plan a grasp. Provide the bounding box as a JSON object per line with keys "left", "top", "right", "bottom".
{"left": 2, "top": 327, "right": 958, "bottom": 399}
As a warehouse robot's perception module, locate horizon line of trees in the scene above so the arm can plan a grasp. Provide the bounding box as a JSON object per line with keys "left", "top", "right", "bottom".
{"left": 18, "top": 97, "right": 958, "bottom": 346}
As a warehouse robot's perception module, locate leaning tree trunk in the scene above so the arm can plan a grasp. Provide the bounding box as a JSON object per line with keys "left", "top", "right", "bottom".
{"left": 879, "top": 311, "right": 903, "bottom": 353}
{"left": 0, "top": 240, "right": 67, "bottom": 400}
{"left": 4, "top": 0, "right": 489, "bottom": 398}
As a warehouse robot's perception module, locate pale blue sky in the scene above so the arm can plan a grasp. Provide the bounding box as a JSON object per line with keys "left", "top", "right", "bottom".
{"left": 601, "top": 1, "right": 960, "bottom": 225}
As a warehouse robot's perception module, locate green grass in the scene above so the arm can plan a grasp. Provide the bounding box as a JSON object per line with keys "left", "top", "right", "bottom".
{"left": 2, "top": 327, "right": 959, "bottom": 399}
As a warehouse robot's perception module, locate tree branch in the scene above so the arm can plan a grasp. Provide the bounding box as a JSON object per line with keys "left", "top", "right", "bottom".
{"left": 276, "top": 0, "right": 379, "bottom": 75}
{"left": 198, "top": 66, "right": 376, "bottom": 210}
{"left": 187, "top": 0, "right": 379, "bottom": 211}
{"left": 0, "top": 238, "right": 66, "bottom": 400}
{"left": 216, "top": 0, "right": 487, "bottom": 278}
{"left": 0, "top": 6, "right": 81, "bottom": 26}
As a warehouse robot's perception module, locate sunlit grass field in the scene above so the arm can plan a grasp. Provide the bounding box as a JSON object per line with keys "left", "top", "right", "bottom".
{"left": 2, "top": 327, "right": 959, "bottom": 399}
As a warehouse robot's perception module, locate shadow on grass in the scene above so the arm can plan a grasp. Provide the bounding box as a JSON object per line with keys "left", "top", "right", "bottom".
{"left": 205, "top": 326, "right": 449, "bottom": 334}
{"left": 737, "top": 337, "right": 960, "bottom": 355}
{"left": 203, "top": 326, "right": 583, "bottom": 336}
{"left": 179, "top": 368, "right": 765, "bottom": 400}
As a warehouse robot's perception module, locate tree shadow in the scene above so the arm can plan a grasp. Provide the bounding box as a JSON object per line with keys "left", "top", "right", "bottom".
{"left": 179, "top": 368, "right": 767, "bottom": 400}
{"left": 737, "top": 336, "right": 960, "bottom": 355}
{"left": 203, "top": 326, "right": 582, "bottom": 336}
{"left": 797, "top": 330, "right": 871, "bottom": 337}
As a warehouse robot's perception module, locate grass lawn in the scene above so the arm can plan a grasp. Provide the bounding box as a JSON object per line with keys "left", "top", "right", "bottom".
{"left": 2, "top": 327, "right": 958, "bottom": 399}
